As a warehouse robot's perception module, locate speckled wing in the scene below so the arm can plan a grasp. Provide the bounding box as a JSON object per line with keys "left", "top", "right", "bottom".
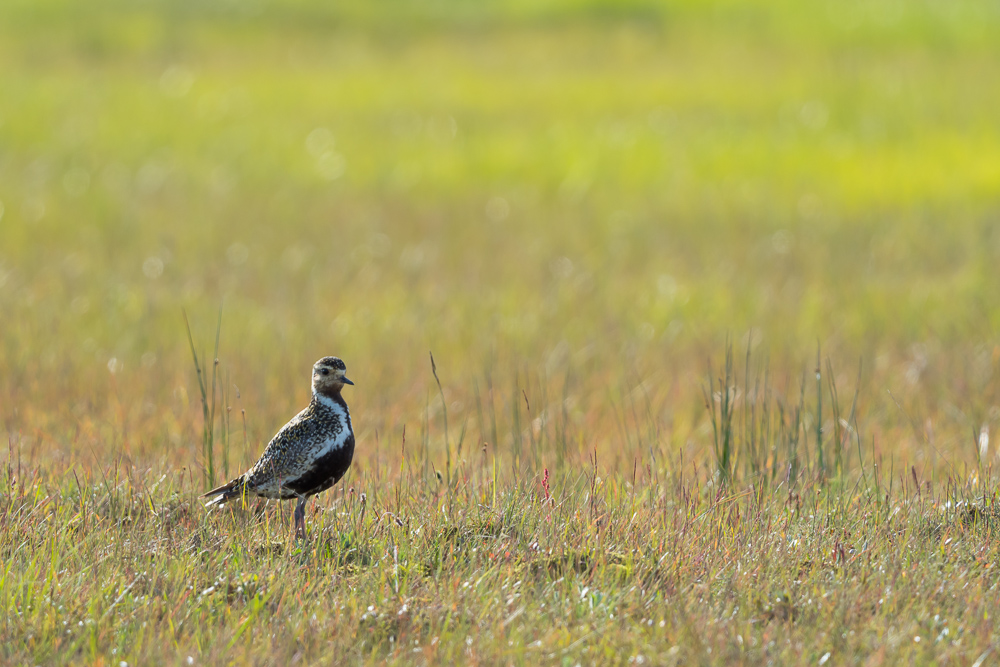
{"left": 243, "top": 404, "right": 327, "bottom": 497}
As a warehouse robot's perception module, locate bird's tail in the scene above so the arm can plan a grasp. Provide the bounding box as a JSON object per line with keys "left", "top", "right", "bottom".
{"left": 201, "top": 475, "right": 250, "bottom": 507}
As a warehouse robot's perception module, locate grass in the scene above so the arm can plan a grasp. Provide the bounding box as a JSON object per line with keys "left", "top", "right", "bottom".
{"left": 2, "top": 0, "right": 1000, "bottom": 663}
{"left": 4, "top": 429, "right": 1000, "bottom": 664}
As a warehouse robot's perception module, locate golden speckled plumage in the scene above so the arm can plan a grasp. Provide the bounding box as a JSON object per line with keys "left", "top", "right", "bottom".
{"left": 202, "top": 356, "right": 356, "bottom": 538}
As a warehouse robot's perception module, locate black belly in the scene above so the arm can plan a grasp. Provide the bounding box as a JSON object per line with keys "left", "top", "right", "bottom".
{"left": 284, "top": 435, "right": 355, "bottom": 497}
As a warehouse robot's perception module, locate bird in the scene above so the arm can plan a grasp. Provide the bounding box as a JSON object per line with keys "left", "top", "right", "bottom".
{"left": 202, "top": 356, "right": 356, "bottom": 539}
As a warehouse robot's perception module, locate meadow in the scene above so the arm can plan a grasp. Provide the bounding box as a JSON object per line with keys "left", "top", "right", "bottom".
{"left": 2, "top": 0, "right": 1000, "bottom": 663}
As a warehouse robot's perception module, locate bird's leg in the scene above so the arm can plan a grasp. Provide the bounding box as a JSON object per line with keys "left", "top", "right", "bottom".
{"left": 294, "top": 496, "right": 308, "bottom": 540}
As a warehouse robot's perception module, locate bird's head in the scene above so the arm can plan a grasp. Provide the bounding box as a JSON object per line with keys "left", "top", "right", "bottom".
{"left": 312, "top": 356, "right": 354, "bottom": 397}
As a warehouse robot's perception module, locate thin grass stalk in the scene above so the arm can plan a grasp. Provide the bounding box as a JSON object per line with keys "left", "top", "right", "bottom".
{"left": 559, "top": 367, "right": 572, "bottom": 466}
{"left": 207, "top": 306, "right": 222, "bottom": 486}
{"left": 815, "top": 343, "right": 824, "bottom": 482}
{"left": 429, "top": 351, "right": 450, "bottom": 487}
{"left": 222, "top": 368, "right": 231, "bottom": 481}
{"left": 523, "top": 386, "right": 537, "bottom": 471}
{"left": 182, "top": 309, "right": 212, "bottom": 489}
{"left": 826, "top": 358, "right": 843, "bottom": 479}
{"left": 704, "top": 341, "right": 735, "bottom": 485}
{"left": 789, "top": 373, "right": 806, "bottom": 487}
{"left": 743, "top": 337, "right": 754, "bottom": 480}
{"left": 511, "top": 373, "right": 523, "bottom": 469}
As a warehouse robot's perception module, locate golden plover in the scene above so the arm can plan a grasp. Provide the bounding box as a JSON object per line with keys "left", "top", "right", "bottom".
{"left": 203, "top": 356, "right": 355, "bottom": 538}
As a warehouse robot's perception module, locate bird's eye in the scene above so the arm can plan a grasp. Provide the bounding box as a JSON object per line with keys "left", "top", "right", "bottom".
{"left": 319, "top": 368, "right": 330, "bottom": 376}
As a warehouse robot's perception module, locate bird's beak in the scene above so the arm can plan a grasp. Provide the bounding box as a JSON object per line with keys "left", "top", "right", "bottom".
{"left": 341, "top": 376, "right": 355, "bottom": 386}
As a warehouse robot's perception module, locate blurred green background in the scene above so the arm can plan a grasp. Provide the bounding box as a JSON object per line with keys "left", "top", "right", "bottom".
{"left": 1, "top": 0, "right": 999, "bottom": 473}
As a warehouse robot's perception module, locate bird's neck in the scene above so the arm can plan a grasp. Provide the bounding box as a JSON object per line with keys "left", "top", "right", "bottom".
{"left": 313, "top": 386, "right": 347, "bottom": 411}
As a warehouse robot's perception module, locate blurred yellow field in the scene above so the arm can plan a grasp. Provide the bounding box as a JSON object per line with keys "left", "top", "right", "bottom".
{"left": 1, "top": 0, "right": 999, "bottom": 664}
